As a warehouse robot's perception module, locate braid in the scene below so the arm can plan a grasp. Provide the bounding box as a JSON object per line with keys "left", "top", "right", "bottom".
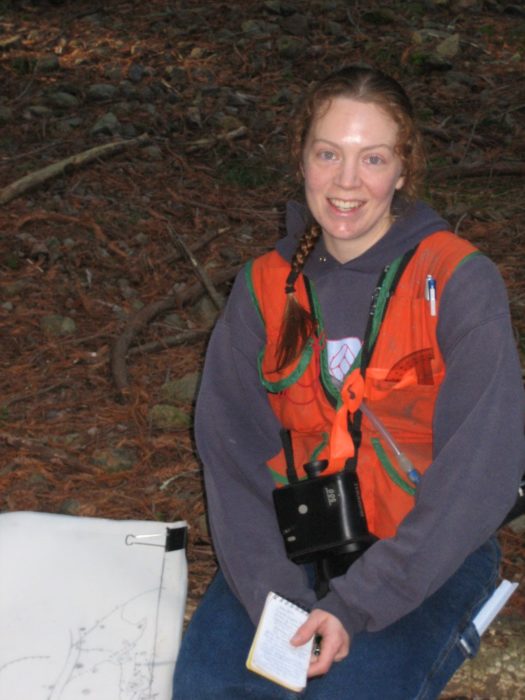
{"left": 275, "top": 224, "right": 322, "bottom": 372}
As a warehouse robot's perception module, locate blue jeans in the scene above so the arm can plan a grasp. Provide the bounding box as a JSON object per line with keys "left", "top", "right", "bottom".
{"left": 173, "top": 538, "right": 499, "bottom": 700}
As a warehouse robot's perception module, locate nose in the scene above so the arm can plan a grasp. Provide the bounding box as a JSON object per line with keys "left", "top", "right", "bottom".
{"left": 335, "top": 158, "right": 361, "bottom": 188}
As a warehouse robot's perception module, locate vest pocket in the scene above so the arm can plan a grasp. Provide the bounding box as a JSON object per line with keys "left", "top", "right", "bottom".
{"left": 371, "top": 438, "right": 416, "bottom": 496}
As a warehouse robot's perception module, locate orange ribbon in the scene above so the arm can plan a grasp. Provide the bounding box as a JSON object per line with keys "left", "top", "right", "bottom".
{"left": 328, "top": 368, "right": 365, "bottom": 471}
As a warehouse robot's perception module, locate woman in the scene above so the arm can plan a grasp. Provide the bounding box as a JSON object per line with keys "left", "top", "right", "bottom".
{"left": 173, "top": 66, "right": 524, "bottom": 699}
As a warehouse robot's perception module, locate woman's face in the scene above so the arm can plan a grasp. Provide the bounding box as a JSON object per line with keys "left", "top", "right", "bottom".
{"left": 303, "top": 97, "right": 405, "bottom": 263}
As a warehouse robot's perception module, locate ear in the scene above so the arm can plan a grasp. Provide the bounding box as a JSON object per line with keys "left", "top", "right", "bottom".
{"left": 395, "top": 174, "right": 405, "bottom": 191}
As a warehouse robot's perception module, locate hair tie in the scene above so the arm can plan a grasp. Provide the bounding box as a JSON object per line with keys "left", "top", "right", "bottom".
{"left": 285, "top": 269, "right": 298, "bottom": 294}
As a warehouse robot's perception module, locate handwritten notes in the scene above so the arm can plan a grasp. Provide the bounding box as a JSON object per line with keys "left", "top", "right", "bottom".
{"left": 246, "top": 591, "right": 313, "bottom": 692}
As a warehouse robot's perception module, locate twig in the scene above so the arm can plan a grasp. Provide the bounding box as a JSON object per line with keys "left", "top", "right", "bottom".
{"left": 2, "top": 382, "right": 72, "bottom": 408}
{"left": 170, "top": 228, "right": 224, "bottom": 310}
{"left": 128, "top": 329, "right": 209, "bottom": 355}
{"left": 431, "top": 162, "right": 525, "bottom": 180}
{"left": 185, "top": 126, "right": 247, "bottom": 153}
{"left": 14, "top": 211, "right": 128, "bottom": 259}
{"left": 110, "top": 265, "right": 241, "bottom": 396}
{"left": 0, "top": 133, "right": 150, "bottom": 205}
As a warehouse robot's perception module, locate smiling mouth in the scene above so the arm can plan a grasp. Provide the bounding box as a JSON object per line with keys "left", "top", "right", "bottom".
{"left": 328, "top": 198, "right": 364, "bottom": 212}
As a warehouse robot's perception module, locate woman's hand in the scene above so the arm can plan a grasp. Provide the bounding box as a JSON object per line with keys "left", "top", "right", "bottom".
{"left": 290, "top": 609, "right": 350, "bottom": 678}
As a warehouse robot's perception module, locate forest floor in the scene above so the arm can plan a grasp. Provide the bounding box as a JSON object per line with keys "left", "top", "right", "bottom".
{"left": 0, "top": 1, "right": 524, "bottom": 697}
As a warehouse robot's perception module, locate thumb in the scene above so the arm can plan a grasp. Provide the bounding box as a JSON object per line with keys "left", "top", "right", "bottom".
{"left": 290, "top": 616, "right": 317, "bottom": 647}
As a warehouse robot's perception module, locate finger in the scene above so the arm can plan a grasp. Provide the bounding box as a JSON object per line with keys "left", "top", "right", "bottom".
{"left": 290, "top": 617, "right": 317, "bottom": 647}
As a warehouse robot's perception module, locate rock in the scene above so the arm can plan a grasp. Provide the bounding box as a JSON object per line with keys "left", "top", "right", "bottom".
{"left": 162, "top": 312, "right": 185, "bottom": 328}
{"left": 87, "top": 83, "right": 118, "bottom": 101}
{"left": 263, "top": 0, "right": 296, "bottom": 14}
{"left": 2, "top": 279, "right": 31, "bottom": 297}
{"left": 127, "top": 62, "right": 145, "bottom": 83}
{"left": 148, "top": 404, "right": 191, "bottom": 431}
{"left": 142, "top": 145, "right": 163, "bottom": 160}
{"left": 46, "top": 91, "right": 81, "bottom": 109}
{"left": 90, "top": 111, "right": 121, "bottom": 135}
{"left": 326, "top": 20, "right": 347, "bottom": 37}
{"left": 193, "top": 296, "right": 220, "bottom": 327}
{"left": 92, "top": 447, "right": 137, "bottom": 473}
{"left": 27, "top": 105, "right": 54, "bottom": 118}
{"left": 40, "top": 314, "right": 76, "bottom": 336}
{"left": 160, "top": 373, "right": 201, "bottom": 404}
{"left": 104, "top": 65, "right": 123, "bottom": 81}
{"left": 276, "top": 35, "right": 305, "bottom": 59}
{"left": 241, "top": 19, "right": 270, "bottom": 35}
{"left": 0, "top": 105, "right": 13, "bottom": 124}
{"left": 36, "top": 55, "right": 60, "bottom": 73}
{"left": 508, "top": 514, "right": 525, "bottom": 534}
{"left": 280, "top": 13, "right": 309, "bottom": 36}
{"left": 58, "top": 499, "right": 82, "bottom": 515}
{"left": 435, "top": 33, "right": 461, "bottom": 59}
{"left": 119, "top": 80, "right": 140, "bottom": 99}
{"left": 362, "top": 9, "right": 397, "bottom": 24}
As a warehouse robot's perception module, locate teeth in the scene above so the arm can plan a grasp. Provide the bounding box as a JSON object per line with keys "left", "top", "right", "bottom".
{"left": 329, "top": 199, "right": 362, "bottom": 210}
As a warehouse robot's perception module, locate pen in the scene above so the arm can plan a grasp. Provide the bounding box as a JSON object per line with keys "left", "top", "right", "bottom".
{"left": 426, "top": 275, "right": 437, "bottom": 317}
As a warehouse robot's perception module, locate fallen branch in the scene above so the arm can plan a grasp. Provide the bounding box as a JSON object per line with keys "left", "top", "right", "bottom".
{"left": 128, "top": 329, "right": 209, "bottom": 355}
{"left": 0, "top": 132, "right": 151, "bottom": 205}
{"left": 15, "top": 210, "right": 128, "bottom": 259}
{"left": 170, "top": 228, "right": 224, "bottom": 310}
{"left": 185, "top": 126, "right": 247, "bottom": 153}
{"left": 431, "top": 162, "right": 525, "bottom": 180}
{"left": 111, "top": 265, "right": 241, "bottom": 396}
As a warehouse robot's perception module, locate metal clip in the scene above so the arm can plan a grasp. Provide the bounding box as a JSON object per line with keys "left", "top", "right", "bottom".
{"left": 125, "top": 533, "right": 165, "bottom": 547}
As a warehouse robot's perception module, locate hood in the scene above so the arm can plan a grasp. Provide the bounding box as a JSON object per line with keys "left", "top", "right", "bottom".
{"left": 276, "top": 199, "right": 450, "bottom": 278}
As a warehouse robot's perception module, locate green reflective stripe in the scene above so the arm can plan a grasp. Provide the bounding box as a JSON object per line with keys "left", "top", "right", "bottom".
{"left": 366, "top": 256, "right": 404, "bottom": 355}
{"left": 371, "top": 437, "right": 416, "bottom": 496}
{"left": 245, "top": 260, "right": 263, "bottom": 325}
{"left": 308, "top": 280, "right": 340, "bottom": 403}
{"left": 455, "top": 250, "right": 483, "bottom": 270}
{"left": 269, "top": 467, "right": 289, "bottom": 485}
{"left": 258, "top": 339, "right": 314, "bottom": 392}
{"left": 310, "top": 432, "right": 329, "bottom": 461}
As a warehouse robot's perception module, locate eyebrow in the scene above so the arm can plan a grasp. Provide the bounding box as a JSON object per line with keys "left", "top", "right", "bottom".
{"left": 311, "top": 138, "right": 395, "bottom": 151}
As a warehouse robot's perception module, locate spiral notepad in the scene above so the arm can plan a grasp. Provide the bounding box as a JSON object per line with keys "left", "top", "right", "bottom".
{"left": 246, "top": 591, "right": 313, "bottom": 692}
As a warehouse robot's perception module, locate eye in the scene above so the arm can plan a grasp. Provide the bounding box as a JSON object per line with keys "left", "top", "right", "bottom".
{"left": 365, "top": 154, "right": 385, "bottom": 165}
{"left": 318, "top": 150, "right": 337, "bottom": 161}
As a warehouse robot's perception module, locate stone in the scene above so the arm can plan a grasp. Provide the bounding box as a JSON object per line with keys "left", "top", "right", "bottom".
{"left": 0, "top": 105, "right": 13, "bottom": 124}
{"left": 435, "top": 33, "right": 461, "bottom": 59}
{"left": 90, "top": 112, "right": 120, "bottom": 135}
{"left": 40, "top": 314, "right": 76, "bottom": 336}
{"left": 280, "top": 13, "right": 309, "bottom": 36}
{"left": 127, "top": 62, "right": 145, "bottom": 83}
{"left": 160, "top": 373, "right": 201, "bottom": 404}
{"left": 508, "top": 514, "right": 525, "bottom": 534}
{"left": 142, "top": 145, "right": 163, "bottom": 160}
{"left": 92, "top": 447, "right": 137, "bottom": 473}
{"left": 27, "top": 105, "right": 54, "bottom": 118}
{"left": 87, "top": 83, "right": 118, "bottom": 101}
{"left": 193, "top": 296, "right": 220, "bottom": 327}
{"left": 148, "top": 404, "right": 191, "bottom": 431}
{"left": 46, "top": 91, "right": 80, "bottom": 109}
{"left": 276, "top": 35, "right": 305, "bottom": 59}
{"left": 36, "top": 55, "right": 60, "bottom": 72}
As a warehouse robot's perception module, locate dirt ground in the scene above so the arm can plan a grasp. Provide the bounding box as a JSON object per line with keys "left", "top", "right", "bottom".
{"left": 1, "top": 1, "right": 524, "bottom": 697}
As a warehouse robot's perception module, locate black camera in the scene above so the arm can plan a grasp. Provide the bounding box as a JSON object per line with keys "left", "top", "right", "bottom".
{"left": 273, "top": 459, "right": 377, "bottom": 583}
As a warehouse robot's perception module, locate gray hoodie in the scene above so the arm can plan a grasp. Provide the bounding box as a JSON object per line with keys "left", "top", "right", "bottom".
{"left": 194, "top": 199, "right": 524, "bottom": 636}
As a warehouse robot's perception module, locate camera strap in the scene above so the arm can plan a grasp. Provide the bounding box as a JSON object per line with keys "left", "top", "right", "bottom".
{"left": 280, "top": 428, "right": 299, "bottom": 483}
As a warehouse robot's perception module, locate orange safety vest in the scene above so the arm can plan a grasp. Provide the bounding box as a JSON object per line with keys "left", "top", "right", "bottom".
{"left": 247, "top": 231, "right": 480, "bottom": 539}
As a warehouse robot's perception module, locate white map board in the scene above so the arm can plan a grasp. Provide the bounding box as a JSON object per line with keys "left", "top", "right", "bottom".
{"left": 0, "top": 511, "right": 188, "bottom": 700}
